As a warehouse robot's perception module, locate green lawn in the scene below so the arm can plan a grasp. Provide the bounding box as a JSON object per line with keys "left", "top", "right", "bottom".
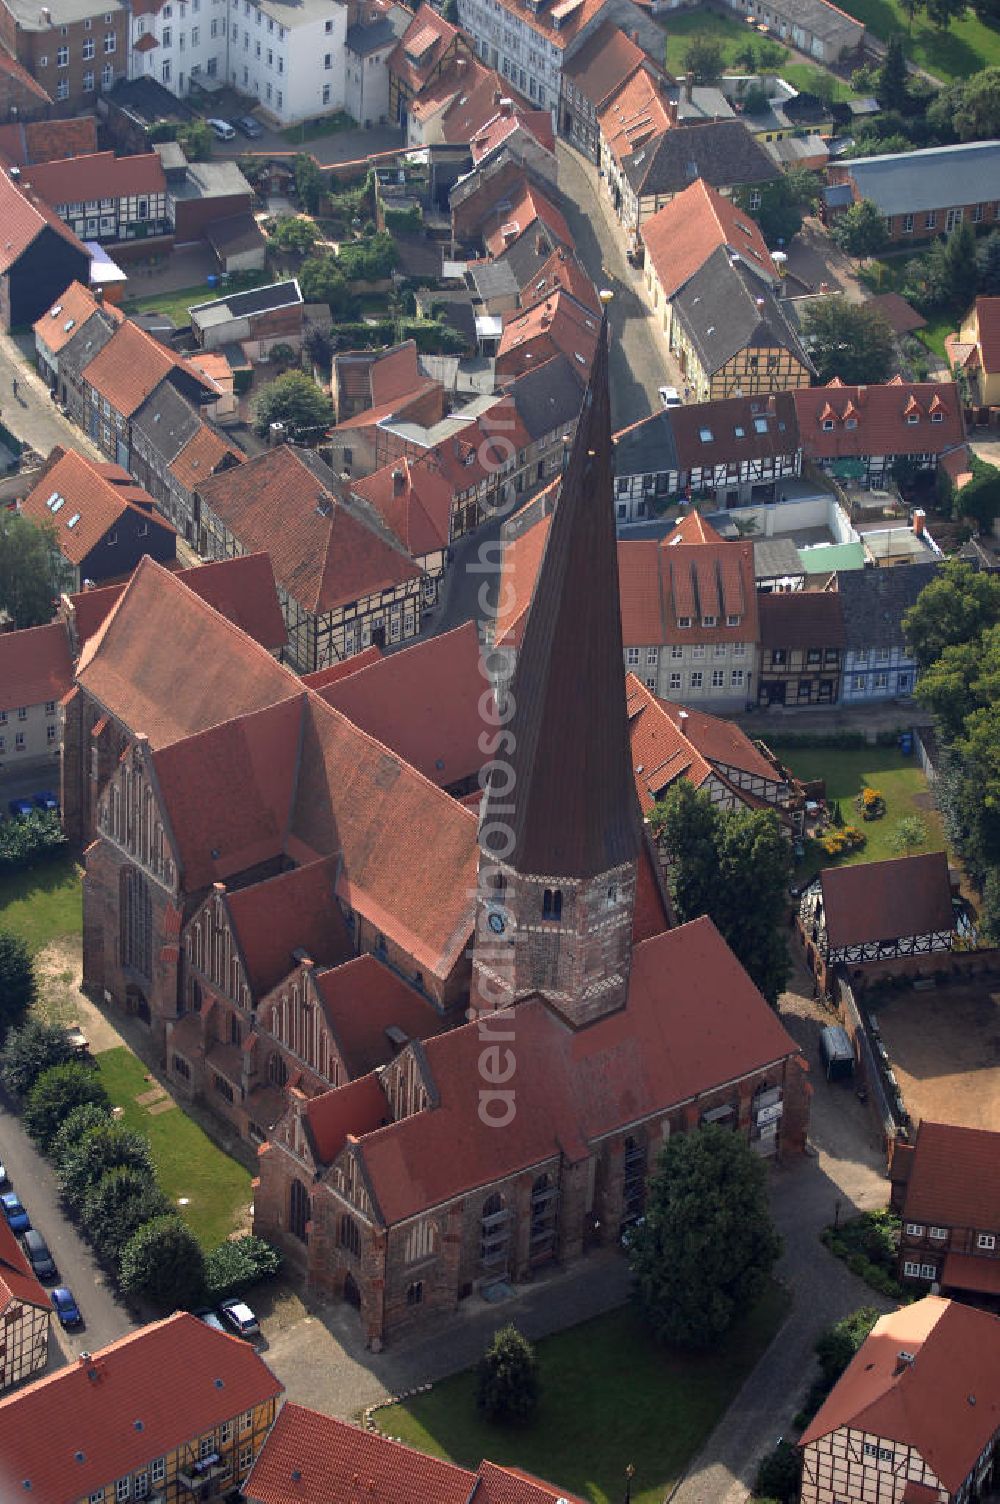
{"left": 123, "top": 270, "right": 269, "bottom": 330}
{"left": 0, "top": 854, "right": 82, "bottom": 952}
{"left": 839, "top": 0, "right": 1000, "bottom": 80}
{"left": 781, "top": 746, "right": 947, "bottom": 883}
{"left": 916, "top": 313, "right": 955, "bottom": 362}
{"left": 375, "top": 1286, "right": 790, "bottom": 1504}
{"left": 660, "top": 9, "right": 789, "bottom": 74}
{"left": 780, "top": 62, "right": 858, "bottom": 101}
{"left": 95, "top": 1046, "right": 251, "bottom": 1249}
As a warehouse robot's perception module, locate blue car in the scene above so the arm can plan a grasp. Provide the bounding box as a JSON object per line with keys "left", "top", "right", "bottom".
{"left": 50, "top": 1287, "right": 82, "bottom": 1327}
{"left": 33, "top": 792, "right": 59, "bottom": 812}
{"left": 7, "top": 798, "right": 32, "bottom": 819}
{"left": 1, "top": 1191, "right": 30, "bottom": 1233}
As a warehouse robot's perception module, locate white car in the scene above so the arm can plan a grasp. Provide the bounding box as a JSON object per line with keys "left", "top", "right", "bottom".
{"left": 219, "top": 1297, "right": 260, "bottom": 1339}
{"left": 658, "top": 385, "right": 682, "bottom": 409}
{"left": 207, "top": 118, "right": 236, "bottom": 141}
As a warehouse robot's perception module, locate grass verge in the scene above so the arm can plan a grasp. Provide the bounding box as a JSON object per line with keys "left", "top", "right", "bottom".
{"left": 660, "top": 8, "right": 789, "bottom": 73}
{"left": 839, "top": 0, "right": 1000, "bottom": 81}
{"left": 375, "top": 1284, "right": 790, "bottom": 1504}
{"left": 123, "top": 270, "right": 269, "bottom": 329}
{"left": 0, "top": 854, "right": 82, "bottom": 951}
{"left": 94, "top": 1046, "right": 251, "bottom": 1249}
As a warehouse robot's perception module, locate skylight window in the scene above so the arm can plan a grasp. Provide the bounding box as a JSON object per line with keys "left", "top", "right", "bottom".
{"left": 754, "top": 418, "right": 768, "bottom": 433}
{"left": 45, "top": 491, "right": 60, "bottom": 509}
{"left": 66, "top": 513, "right": 81, "bottom": 529}
{"left": 50, "top": 304, "right": 62, "bottom": 317}
{"left": 51, "top": 497, "right": 65, "bottom": 514}
{"left": 699, "top": 427, "right": 713, "bottom": 442}
{"left": 734, "top": 426, "right": 745, "bottom": 437}
{"left": 63, "top": 318, "right": 75, "bottom": 332}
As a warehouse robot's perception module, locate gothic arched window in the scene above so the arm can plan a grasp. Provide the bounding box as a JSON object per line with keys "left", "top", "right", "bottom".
{"left": 120, "top": 867, "right": 152, "bottom": 979}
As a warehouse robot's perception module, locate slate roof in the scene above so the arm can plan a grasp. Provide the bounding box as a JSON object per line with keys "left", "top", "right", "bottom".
{"left": 467, "top": 258, "right": 520, "bottom": 303}
{"left": 836, "top": 561, "right": 939, "bottom": 652}
{"left": 844, "top": 141, "right": 1000, "bottom": 217}
{"left": 346, "top": 16, "right": 398, "bottom": 52}
{"left": 613, "top": 408, "right": 679, "bottom": 478}
{"left": 131, "top": 381, "right": 202, "bottom": 467}
{"left": 506, "top": 353, "right": 587, "bottom": 440}
{"left": 622, "top": 118, "right": 779, "bottom": 196}
{"left": 818, "top": 851, "right": 953, "bottom": 949}
{"left": 672, "top": 246, "right": 810, "bottom": 377}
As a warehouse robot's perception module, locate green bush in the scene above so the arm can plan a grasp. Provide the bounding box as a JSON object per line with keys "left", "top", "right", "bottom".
{"left": 119, "top": 1215, "right": 207, "bottom": 1311}
{"left": 23, "top": 1061, "right": 109, "bottom": 1153}
{"left": 755, "top": 1441, "right": 802, "bottom": 1504}
{"left": 815, "top": 1307, "right": 880, "bottom": 1387}
{"left": 476, "top": 1325, "right": 540, "bottom": 1424}
{"left": 0, "top": 933, "right": 39, "bottom": 1042}
{"left": 0, "top": 811, "right": 67, "bottom": 872}
{"left": 58, "top": 1125, "right": 156, "bottom": 1214}
{"left": 83, "top": 1166, "right": 170, "bottom": 1265}
{"left": 1, "top": 1017, "right": 77, "bottom": 1098}
{"left": 204, "top": 1234, "right": 283, "bottom": 1299}
{"left": 49, "top": 1100, "right": 114, "bottom": 1166}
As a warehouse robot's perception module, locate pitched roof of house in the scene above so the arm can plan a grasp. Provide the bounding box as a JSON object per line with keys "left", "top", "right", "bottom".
{"left": 647, "top": 523, "right": 759, "bottom": 645}
{"left": 32, "top": 281, "right": 121, "bottom": 357}
{"left": 975, "top": 296, "right": 1000, "bottom": 375}
{"left": 563, "top": 20, "right": 646, "bottom": 107}
{"left": 672, "top": 246, "right": 810, "bottom": 377}
{"left": 504, "top": 353, "right": 588, "bottom": 438}
{"left": 836, "top": 562, "right": 940, "bottom": 651}
{"left": 309, "top": 915, "right": 799, "bottom": 1220}
{"left": 843, "top": 140, "right": 1000, "bottom": 217}
{"left": 869, "top": 291, "right": 926, "bottom": 337}
{"left": 75, "top": 555, "right": 301, "bottom": 748}
{"left": 818, "top": 851, "right": 954, "bottom": 949}
{"left": 597, "top": 62, "right": 672, "bottom": 165}
{"left": 222, "top": 856, "right": 354, "bottom": 997}
{"left": 793, "top": 380, "right": 965, "bottom": 460}
{"left": 654, "top": 691, "right": 784, "bottom": 784}
{"left": 641, "top": 177, "right": 777, "bottom": 302}
{"left": 0, "top": 168, "right": 90, "bottom": 274}
{"left": 485, "top": 320, "right": 641, "bottom": 880}
{"left": 482, "top": 181, "right": 572, "bottom": 258}
{"left": 626, "top": 673, "right": 714, "bottom": 812}
{"left": 311, "top": 955, "right": 445, "bottom": 1077}
{"left": 520, "top": 245, "right": 599, "bottom": 313}
{"left": 0, "top": 1312, "right": 283, "bottom": 1504}
{"left": 757, "top": 588, "right": 845, "bottom": 648}
{"left": 668, "top": 391, "right": 799, "bottom": 470}
{"left": 388, "top": 3, "right": 463, "bottom": 92}
{"left": 0, "top": 621, "right": 73, "bottom": 711}
{"left": 22, "top": 150, "right": 166, "bottom": 208}
{"left": 349, "top": 455, "right": 451, "bottom": 558}
{"left": 301, "top": 645, "right": 382, "bottom": 691}
{"left": 899, "top": 1120, "right": 1000, "bottom": 1231}
{"left": 20, "top": 446, "right": 174, "bottom": 566}
{"left": 82, "top": 319, "right": 218, "bottom": 419}
{"left": 480, "top": 0, "right": 608, "bottom": 51}
{"left": 497, "top": 288, "right": 600, "bottom": 376}
{"left": 0, "top": 47, "right": 50, "bottom": 107}
{"left": 623, "top": 117, "right": 779, "bottom": 195}
{"left": 168, "top": 422, "right": 243, "bottom": 493}
{"left": 8, "top": 116, "right": 97, "bottom": 164}
{"left": 195, "top": 445, "right": 422, "bottom": 614}
{"left": 799, "top": 1297, "right": 1000, "bottom": 1493}
{"left": 469, "top": 106, "right": 556, "bottom": 165}
{"left": 434, "top": 60, "right": 503, "bottom": 141}
{"left": 245, "top": 1403, "right": 586, "bottom": 1504}
{"left": 0, "top": 1204, "right": 49, "bottom": 1316}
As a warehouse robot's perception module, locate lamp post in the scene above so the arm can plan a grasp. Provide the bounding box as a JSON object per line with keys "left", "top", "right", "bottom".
{"left": 625, "top": 1463, "right": 635, "bottom": 1503}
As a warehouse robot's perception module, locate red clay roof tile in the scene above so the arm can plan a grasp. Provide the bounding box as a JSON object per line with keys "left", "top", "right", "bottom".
{"left": 641, "top": 177, "right": 776, "bottom": 302}
{"left": 23, "top": 151, "right": 166, "bottom": 209}
{"left": 0, "top": 621, "right": 73, "bottom": 711}
{"left": 310, "top": 954, "right": 446, "bottom": 1077}
{"left": 223, "top": 856, "right": 354, "bottom": 996}
{"left": 900, "top": 1120, "right": 1000, "bottom": 1233}
{"left": 818, "top": 851, "right": 954, "bottom": 949}
{"left": 20, "top": 446, "right": 173, "bottom": 566}
{"left": 794, "top": 380, "right": 965, "bottom": 460}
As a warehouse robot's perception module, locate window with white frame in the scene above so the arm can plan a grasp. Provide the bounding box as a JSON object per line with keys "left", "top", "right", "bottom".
{"left": 199, "top": 1438, "right": 213, "bottom": 1460}
{"left": 646, "top": 647, "right": 658, "bottom": 665}
{"left": 625, "top": 648, "right": 639, "bottom": 666}
{"left": 905, "top": 1222, "right": 925, "bottom": 1236}
{"left": 105, "top": 30, "right": 116, "bottom": 49}
{"left": 853, "top": 675, "right": 867, "bottom": 692}
{"left": 711, "top": 669, "right": 724, "bottom": 688}
{"left": 733, "top": 642, "right": 746, "bottom": 657}
{"left": 134, "top": 1476, "right": 149, "bottom": 1501}
{"left": 726, "top": 613, "right": 740, "bottom": 626}
{"left": 671, "top": 645, "right": 683, "bottom": 659}
{"left": 47, "top": 724, "right": 57, "bottom": 744}
{"left": 150, "top": 1461, "right": 165, "bottom": 1485}
{"left": 239, "top": 1443, "right": 254, "bottom": 1470}
{"left": 929, "top": 1226, "right": 948, "bottom": 1240}
{"left": 702, "top": 615, "right": 716, "bottom": 627}
{"left": 56, "top": 43, "right": 68, "bottom": 63}
{"left": 677, "top": 616, "right": 691, "bottom": 628}
{"left": 920, "top": 1263, "right": 936, "bottom": 1278}
{"left": 691, "top": 644, "right": 705, "bottom": 660}
{"left": 56, "top": 78, "right": 69, "bottom": 98}
{"left": 689, "top": 671, "right": 703, "bottom": 689}
{"left": 978, "top": 1233, "right": 996, "bottom": 1249}
{"left": 731, "top": 669, "right": 744, "bottom": 686}
{"left": 83, "top": 35, "right": 95, "bottom": 56}
{"left": 669, "top": 672, "right": 681, "bottom": 690}
{"left": 116, "top": 1481, "right": 130, "bottom": 1504}
{"left": 864, "top": 1443, "right": 895, "bottom": 1462}
{"left": 240, "top": 1410, "right": 253, "bottom": 1433}
{"left": 220, "top": 1420, "right": 233, "bottom": 1445}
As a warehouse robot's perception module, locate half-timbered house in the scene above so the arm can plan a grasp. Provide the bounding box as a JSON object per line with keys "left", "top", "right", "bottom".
{"left": 799, "top": 1297, "right": 1000, "bottom": 1504}
{"left": 756, "top": 589, "right": 845, "bottom": 709}
{"left": 0, "top": 1216, "right": 49, "bottom": 1392}
{"left": 891, "top": 1121, "right": 1000, "bottom": 1300}
{"left": 794, "top": 378, "right": 967, "bottom": 490}
{"left": 799, "top": 851, "right": 955, "bottom": 994}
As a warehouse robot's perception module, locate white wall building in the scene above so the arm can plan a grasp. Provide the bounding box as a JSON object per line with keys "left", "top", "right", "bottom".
{"left": 456, "top": 0, "right": 599, "bottom": 115}
{"left": 227, "top": 0, "right": 346, "bottom": 124}
{"left": 129, "top": 0, "right": 230, "bottom": 96}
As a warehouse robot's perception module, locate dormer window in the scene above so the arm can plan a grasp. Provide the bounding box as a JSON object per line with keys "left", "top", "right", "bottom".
{"left": 727, "top": 613, "right": 741, "bottom": 627}
{"left": 822, "top": 418, "right": 834, "bottom": 432}
{"left": 931, "top": 411, "right": 943, "bottom": 423}
{"left": 906, "top": 413, "right": 919, "bottom": 425}
{"left": 702, "top": 615, "right": 717, "bottom": 627}
{"left": 677, "top": 615, "right": 692, "bottom": 629}
{"left": 845, "top": 418, "right": 858, "bottom": 430}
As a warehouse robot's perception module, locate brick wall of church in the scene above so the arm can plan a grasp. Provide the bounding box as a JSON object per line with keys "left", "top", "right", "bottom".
{"left": 62, "top": 687, "right": 129, "bottom": 847}
{"left": 354, "top": 913, "right": 471, "bottom": 1021}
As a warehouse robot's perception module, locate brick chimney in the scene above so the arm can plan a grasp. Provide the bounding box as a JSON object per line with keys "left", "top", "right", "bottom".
{"left": 666, "top": 96, "right": 678, "bottom": 126}
{"left": 684, "top": 70, "right": 694, "bottom": 101}
{"left": 500, "top": 96, "right": 514, "bottom": 116}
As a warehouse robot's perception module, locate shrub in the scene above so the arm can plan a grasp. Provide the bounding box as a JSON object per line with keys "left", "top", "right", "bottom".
{"left": 58, "top": 1125, "right": 156, "bottom": 1214}
{"left": 23, "top": 1061, "right": 109, "bottom": 1154}
{"left": 858, "top": 786, "right": 886, "bottom": 820}
{"left": 119, "top": 1215, "right": 207, "bottom": 1311}
{"left": 815, "top": 1307, "right": 880, "bottom": 1386}
{"left": 755, "top": 1441, "right": 802, "bottom": 1504}
{"left": 0, "top": 811, "right": 67, "bottom": 873}
{"left": 83, "top": 1166, "right": 171, "bottom": 1265}
{"left": 49, "top": 1100, "right": 114, "bottom": 1167}
{"left": 476, "top": 1325, "right": 540, "bottom": 1424}
{"left": 204, "top": 1235, "right": 283, "bottom": 1300}
{"left": 0, "top": 1017, "right": 74, "bottom": 1098}
{"left": 0, "top": 930, "right": 37, "bottom": 1036}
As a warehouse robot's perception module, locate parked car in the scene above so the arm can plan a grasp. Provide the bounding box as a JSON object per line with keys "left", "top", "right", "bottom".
{"left": 23, "top": 1229, "right": 57, "bottom": 1281}
{"left": 658, "top": 385, "right": 682, "bottom": 409}
{"left": 195, "top": 1307, "right": 227, "bottom": 1333}
{"left": 33, "top": 791, "right": 59, "bottom": 812}
{"left": 235, "top": 115, "right": 262, "bottom": 138}
{"left": 219, "top": 1297, "right": 260, "bottom": 1339}
{"left": 7, "top": 798, "right": 33, "bottom": 818}
{"left": 62, "top": 1025, "right": 90, "bottom": 1058}
{"left": 0, "top": 1160, "right": 7, "bottom": 1187}
{"left": 207, "top": 118, "right": 236, "bottom": 141}
{"left": 50, "top": 1286, "right": 82, "bottom": 1327}
{"left": 1, "top": 1191, "right": 30, "bottom": 1233}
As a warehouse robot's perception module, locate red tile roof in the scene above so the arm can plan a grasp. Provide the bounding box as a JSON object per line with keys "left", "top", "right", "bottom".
{"left": 300, "top": 645, "right": 382, "bottom": 690}
{"left": 976, "top": 296, "right": 1000, "bottom": 374}
{"left": 656, "top": 697, "right": 784, "bottom": 785}
{"left": 0, "top": 169, "right": 90, "bottom": 274}
{"left": 562, "top": 21, "right": 647, "bottom": 107}
{"left": 20, "top": 446, "right": 174, "bottom": 566}
{"left": 521, "top": 245, "right": 599, "bottom": 314}
{"left": 482, "top": 0, "right": 607, "bottom": 52}
{"left": 799, "top": 1297, "right": 1000, "bottom": 1493}
{"left": 33, "top": 281, "right": 122, "bottom": 356}
{"left": 896, "top": 1120, "right": 1000, "bottom": 1232}
{"left": 818, "top": 851, "right": 954, "bottom": 950}
{"left": 0, "top": 621, "right": 73, "bottom": 710}
{"left": 83, "top": 319, "right": 218, "bottom": 419}
{"left": 941, "top": 1251, "right": 1000, "bottom": 1296}
{"left": 597, "top": 63, "right": 672, "bottom": 166}
{"left": 196, "top": 446, "right": 423, "bottom": 614}
{"left": 626, "top": 673, "right": 714, "bottom": 813}
{"left": 168, "top": 423, "right": 243, "bottom": 493}
{"left": 0, "top": 48, "right": 50, "bottom": 107}
{"left": 0, "top": 1215, "right": 48, "bottom": 1317}
{"left": 0, "top": 1311, "right": 282, "bottom": 1504}
{"left": 319, "top": 620, "right": 486, "bottom": 788}
{"left": 483, "top": 181, "right": 572, "bottom": 257}
{"left": 0, "top": 117, "right": 97, "bottom": 167}
{"left": 310, "top": 954, "right": 445, "bottom": 1078}
{"left": 222, "top": 856, "right": 354, "bottom": 996}
{"left": 349, "top": 455, "right": 451, "bottom": 558}
{"left": 497, "top": 288, "right": 600, "bottom": 377}
{"left": 311, "top": 916, "right": 799, "bottom": 1221}
{"left": 793, "top": 379, "right": 965, "bottom": 461}
{"left": 23, "top": 151, "right": 166, "bottom": 209}
{"left": 757, "top": 589, "right": 845, "bottom": 649}
{"left": 389, "top": 4, "right": 463, "bottom": 93}
{"left": 641, "top": 177, "right": 777, "bottom": 302}
{"left": 494, "top": 497, "right": 553, "bottom": 647}
{"left": 470, "top": 106, "right": 556, "bottom": 164}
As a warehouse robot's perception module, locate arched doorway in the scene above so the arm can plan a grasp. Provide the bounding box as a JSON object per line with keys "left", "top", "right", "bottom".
{"left": 125, "top": 985, "right": 150, "bottom": 1025}
{"left": 343, "top": 1272, "right": 361, "bottom": 1309}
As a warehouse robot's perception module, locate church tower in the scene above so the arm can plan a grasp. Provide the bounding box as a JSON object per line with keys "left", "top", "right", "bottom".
{"left": 473, "top": 317, "right": 643, "bottom": 1027}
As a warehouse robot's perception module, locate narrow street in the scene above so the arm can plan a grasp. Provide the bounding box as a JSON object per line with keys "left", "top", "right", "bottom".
{"left": 0, "top": 329, "right": 103, "bottom": 463}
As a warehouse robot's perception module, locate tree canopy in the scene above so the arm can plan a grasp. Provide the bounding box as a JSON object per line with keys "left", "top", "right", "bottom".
{"left": 735, "top": 168, "right": 820, "bottom": 247}
{"left": 83, "top": 1167, "right": 170, "bottom": 1265}
{"left": 877, "top": 35, "right": 909, "bottom": 113}
{"left": 251, "top": 370, "right": 333, "bottom": 439}
{"left": 119, "top": 1215, "right": 207, "bottom": 1311}
{"left": 629, "top": 1125, "right": 782, "bottom": 1348}
{"left": 476, "top": 1325, "right": 540, "bottom": 1423}
{"left": 268, "top": 215, "right": 321, "bottom": 254}
{"left": 903, "top": 557, "right": 1000, "bottom": 670}
{"left": 3, "top": 1015, "right": 76, "bottom": 1102}
{"left": 23, "top": 1060, "right": 110, "bottom": 1153}
{"left": 0, "top": 930, "right": 37, "bottom": 1040}
{"left": 680, "top": 34, "right": 724, "bottom": 84}
{"left": 650, "top": 783, "right": 792, "bottom": 1003}
{"left": 0, "top": 513, "right": 70, "bottom": 629}
{"left": 800, "top": 298, "right": 896, "bottom": 385}
{"left": 294, "top": 153, "right": 324, "bottom": 215}
{"left": 929, "top": 66, "right": 1000, "bottom": 142}
{"left": 58, "top": 1124, "right": 157, "bottom": 1213}
{"left": 831, "top": 200, "right": 889, "bottom": 259}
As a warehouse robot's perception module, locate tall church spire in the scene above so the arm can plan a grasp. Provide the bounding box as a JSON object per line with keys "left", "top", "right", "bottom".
{"left": 474, "top": 317, "right": 643, "bottom": 1026}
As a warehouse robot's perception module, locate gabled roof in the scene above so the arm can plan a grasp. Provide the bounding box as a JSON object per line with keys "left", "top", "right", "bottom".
{"left": 0, "top": 48, "right": 50, "bottom": 107}
{"left": 309, "top": 916, "right": 799, "bottom": 1220}
{"left": 349, "top": 455, "right": 451, "bottom": 558}
{"left": 245, "top": 1402, "right": 586, "bottom": 1504}
{"left": 843, "top": 140, "right": 1000, "bottom": 218}
{"left": 668, "top": 391, "right": 799, "bottom": 470}
{"left": 33, "top": 281, "right": 121, "bottom": 358}
{"left": 195, "top": 445, "right": 423, "bottom": 614}
{"left": 0, "top": 169, "right": 90, "bottom": 275}
{"left": 975, "top": 296, "right": 1000, "bottom": 375}
{"left": 819, "top": 851, "right": 954, "bottom": 949}
{"left": 836, "top": 562, "right": 939, "bottom": 651}
{"left": 311, "top": 955, "right": 445, "bottom": 1078}
{"left": 626, "top": 673, "right": 714, "bottom": 812}
{"left": 483, "top": 181, "right": 572, "bottom": 258}
{"left": 672, "top": 245, "right": 810, "bottom": 377}
{"left": 799, "top": 1297, "right": 1000, "bottom": 1493}
{"left": 222, "top": 856, "right": 354, "bottom": 996}
{"left": 654, "top": 691, "right": 784, "bottom": 784}
{"left": 82, "top": 319, "right": 218, "bottom": 418}
{"left": 504, "top": 352, "right": 588, "bottom": 438}
{"left": 22, "top": 151, "right": 166, "bottom": 209}
{"left": 470, "top": 106, "right": 556, "bottom": 165}
{"left": 563, "top": 20, "right": 646, "bottom": 107}
{"left": 520, "top": 245, "right": 599, "bottom": 314}
{"left": 758, "top": 588, "right": 845, "bottom": 648}
{"left": 129, "top": 375, "right": 201, "bottom": 466}
{"left": 497, "top": 288, "right": 600, "bottom": 376}
{"left": 793, "top": 380, "right": 965, "bottom": 460}
{"left": 168, "top": 422, "right": 243, "bottom": 493}
{"left": 0, "top": 621, "right": 73, "bottom": 710}
{"left": 389, "top": 2, "right": 463, "bottom": 92}
{"left": 0, "top": 1311, "right": 282, "bottom": 1504}
{"left": 641, "top": 177, "right": 777, "bottom": 303}
{"left": 654, "top": 523, "right": 759, "bottom": 644}
{"left": 478, "top": 0, "right": 608, "bottom": 51}
{"left": 20, "top": 446, "right": 174, "bottom": 566}
{"left": 900, "top": 1120, "right": 1000, "bottom": 1232}
{"left": 623, "top": 117, "right": 779, "bottom": 196}
{"left": 597, "top": 62, "right": 672, "bottom": 166}
{"left": 438, "top": 65, "right": 508, "bottom": 145}
{"left": 0, "top": 1214, "right": 48, "bottom": 1317}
